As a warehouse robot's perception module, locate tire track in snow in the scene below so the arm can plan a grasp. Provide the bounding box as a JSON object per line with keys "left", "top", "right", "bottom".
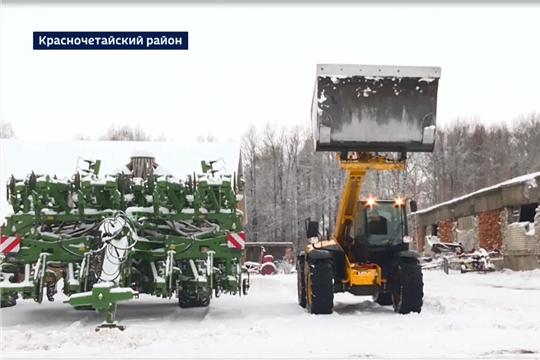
{"left": 2, "top": 271, "right": 540, "bottom": 358}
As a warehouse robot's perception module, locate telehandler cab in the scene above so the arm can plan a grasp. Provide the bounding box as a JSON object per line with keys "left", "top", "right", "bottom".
{"left": 297, "top": 64, "right": 441, "bottom": 315}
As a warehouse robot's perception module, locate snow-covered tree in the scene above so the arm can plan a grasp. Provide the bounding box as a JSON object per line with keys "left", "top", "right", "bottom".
{"left": 1, "top": 119, "right": 16, "bottom": 139}
{"left": 65, "top": 112, "right": 540, "bottom": 254}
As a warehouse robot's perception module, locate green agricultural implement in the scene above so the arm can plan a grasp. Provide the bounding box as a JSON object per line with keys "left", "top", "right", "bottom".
{"left": 0, "top": 153, "right": 250, "bottom": 331}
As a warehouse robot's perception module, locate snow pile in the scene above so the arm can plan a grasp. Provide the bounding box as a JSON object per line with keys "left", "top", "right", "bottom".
{"left": 130, "top": 150, "right": 155, "bottom": 159}
{"left": 523, "top": 177, "right": 538, "bottom": 200}
{"left": 274, "top": 259, "right": 296, "bottom": 274}
{"left": 2, "top": 271, "right": 540, "bottom": 358}
{"left": 455, "top": 227, "right": 476, "bottom": 252}
{"left": 480, "top": 268, "right": 540, "bottom": 290}
{"left": 423, "top": 235, "right": 440, "bottom": 257}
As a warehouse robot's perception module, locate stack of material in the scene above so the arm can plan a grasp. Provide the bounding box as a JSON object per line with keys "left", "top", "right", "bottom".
{"left": 505, "top": 221, "right": 537, "bottom": 252}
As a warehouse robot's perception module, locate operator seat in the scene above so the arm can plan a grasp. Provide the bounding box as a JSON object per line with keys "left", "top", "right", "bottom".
{"left": 353, "top": 235, "right": 369, "bottom": 263}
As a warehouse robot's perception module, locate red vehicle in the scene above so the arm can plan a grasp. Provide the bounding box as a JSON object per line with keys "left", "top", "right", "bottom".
{"left": 243, "top": 246, "right": 277, "bottom": 275}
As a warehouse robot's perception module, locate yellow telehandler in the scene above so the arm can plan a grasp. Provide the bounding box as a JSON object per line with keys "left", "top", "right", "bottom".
{"left": 297, "top": 64, "right": 441, "bottom": 315}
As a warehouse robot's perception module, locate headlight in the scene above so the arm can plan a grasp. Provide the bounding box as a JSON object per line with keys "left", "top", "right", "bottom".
{"left": 308, "top": 237, "right": 319, "bottom": 244}
{"left": 403, "top": 236, "right": 413, "bottom": 243}
{"left": 394, "top": 196, "right": 404, "bottom": 206}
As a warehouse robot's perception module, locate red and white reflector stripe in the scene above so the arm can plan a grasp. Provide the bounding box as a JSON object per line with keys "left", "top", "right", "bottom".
{"left": 0, "top": 236, "right": 21, "bottom": 253}
{"left": 227, "top": 231, "right": 245, "bottom": 250}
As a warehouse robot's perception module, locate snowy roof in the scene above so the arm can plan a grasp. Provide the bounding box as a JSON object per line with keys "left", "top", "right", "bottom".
{"left": 130, "top": 150, "right": 155, "bottom": 159}
{"left": 0, "top": 139, "right": 242, "bottom": 219}
{"left": 413, "top": 171, "right": 540, "bottom": 216}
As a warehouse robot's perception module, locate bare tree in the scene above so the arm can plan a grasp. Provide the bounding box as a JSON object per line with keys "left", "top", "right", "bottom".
{"left": 154, "top": 132, "right": 168, "bottom": 142}
{"left": 511, "top": 112, "right": 540, "bottom": 174}
{"left": 238, "top": 111, "right": 539, "bottom": 253}
{"left": 196, "top": 133, "right": 218, "bottom": 142}
{"left": 241, "top": 124, "right": 262, "bottom": 242}
{"left": 98, "top": 124, "right": 151, "bottom": 141}
{"left": 54, "top": 114, "right": 539, "bottom": 254}
{"left": 73, "top": 133, "right": 92, "bottom": 141}
{"left": 1, "top": 119, "right": 16, "bottom": 139}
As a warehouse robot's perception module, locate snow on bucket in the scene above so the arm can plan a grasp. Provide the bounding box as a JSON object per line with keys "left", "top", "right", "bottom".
{"left": 311, "top": 64, "right": 441, "bottom": 153}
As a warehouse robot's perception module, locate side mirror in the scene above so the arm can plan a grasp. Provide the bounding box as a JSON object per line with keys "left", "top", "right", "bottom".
{"left": 409, "top": 200, "right": 418, "bottom": 213}
{"left": 325, "top": 227, "right": 330, "bottom": 240}
{"left": 305, "top": 218, "right": 319, "bottom": 239}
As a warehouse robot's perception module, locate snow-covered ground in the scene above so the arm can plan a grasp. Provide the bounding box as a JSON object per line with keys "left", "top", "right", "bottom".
{"left": 2, "top": 270, "right": 540, "bottom": 359}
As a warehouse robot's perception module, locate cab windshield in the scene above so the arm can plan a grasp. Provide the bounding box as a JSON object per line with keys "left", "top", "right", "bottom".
{"left": 354, "top": 201, "right": 406, "bottom": 246}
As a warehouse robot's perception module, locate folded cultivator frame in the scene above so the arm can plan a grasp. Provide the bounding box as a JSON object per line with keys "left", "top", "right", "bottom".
{"left": 0, "top": 154, "right": 249, "bottom": 331}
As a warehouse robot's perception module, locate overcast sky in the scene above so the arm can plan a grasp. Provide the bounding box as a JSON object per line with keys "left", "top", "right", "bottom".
{"left": 1, "top": 3, "right": 539, "bottom": 142}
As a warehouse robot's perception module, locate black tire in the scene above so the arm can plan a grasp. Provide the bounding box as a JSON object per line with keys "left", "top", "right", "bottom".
{"left": 392, "top": 257, "right": 423, "bottom": 314}
{"left": 178, "top": 291, "right": 211, "bottom": 308}
{"left": 306, "top": 258, "right": 334, "bottom": 315}
{"left": 1, "top": 292, "right": 18, "bottom": 308}
{"left": 375, "top": 292, "right": 393, "bottom": 306}
{"left": 297, "top": 256, "right": 307, "bottom": 308}
{"left": 199, "top": 295, "right": 211, "bottom": 307}
{"left": 1, "top": 298, "right": 17, "bottom": 308}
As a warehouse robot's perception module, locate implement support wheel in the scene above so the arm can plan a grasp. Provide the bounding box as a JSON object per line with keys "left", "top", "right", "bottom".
{"left": 178, "top": 291, "right": 211, "bottom": 308}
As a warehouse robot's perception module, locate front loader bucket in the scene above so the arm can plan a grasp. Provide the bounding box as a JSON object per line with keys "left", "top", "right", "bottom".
{"left": 311, "top": 64, "right": 441, "bottom": 153}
